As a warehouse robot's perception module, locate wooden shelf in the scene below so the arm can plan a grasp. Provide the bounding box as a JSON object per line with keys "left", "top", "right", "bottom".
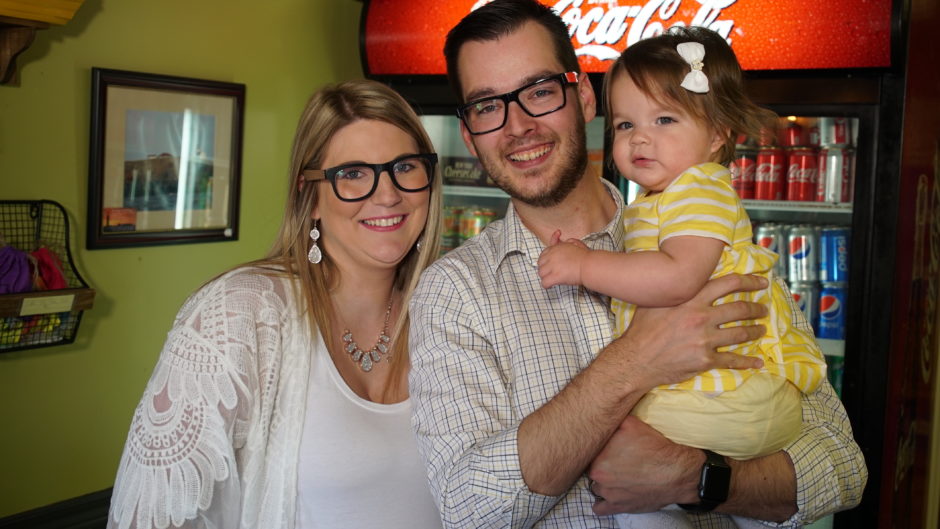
{"left": 0, "top": 287, "right": 95, "bottom": 318}
{"left": 0, "top": 0, "right": 85, "bottom": 84}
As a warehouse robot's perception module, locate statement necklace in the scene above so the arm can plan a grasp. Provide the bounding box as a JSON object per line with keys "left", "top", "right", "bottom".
{"left": 341, "top": 297, "right": 393, "bottom": 372}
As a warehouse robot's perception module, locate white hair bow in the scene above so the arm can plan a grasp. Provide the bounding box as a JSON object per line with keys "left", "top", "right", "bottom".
{"left": 677, "top": 42, "right": 709, "bottom": 93}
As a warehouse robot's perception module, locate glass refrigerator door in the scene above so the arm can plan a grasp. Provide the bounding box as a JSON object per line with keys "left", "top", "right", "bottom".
{"left": 421, "top": 114, "right": 607, "bottom": 254}
{"left": 737, "top": 115, "right": 858, "bottom": 403}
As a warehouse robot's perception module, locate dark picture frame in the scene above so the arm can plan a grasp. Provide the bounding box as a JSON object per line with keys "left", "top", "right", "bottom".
{"left": 87, "top": 68, "right": 245, "bottom": 249}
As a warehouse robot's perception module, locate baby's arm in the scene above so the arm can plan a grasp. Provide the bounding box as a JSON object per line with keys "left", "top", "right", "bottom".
{"left": 538, "top": 231, "right": 725, "bottom": 307}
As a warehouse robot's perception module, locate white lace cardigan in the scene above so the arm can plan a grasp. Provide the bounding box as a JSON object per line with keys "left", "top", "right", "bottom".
{"left": 108, "top": 267, "right": 313, "bottom": 529}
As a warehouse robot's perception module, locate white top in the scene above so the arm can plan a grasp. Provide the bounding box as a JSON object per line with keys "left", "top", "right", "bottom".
{"left": 295, "top": 337, "right": 442, "bottom": 529}
{"left": 108, "top": 267, "right": 441, "bottom": 529}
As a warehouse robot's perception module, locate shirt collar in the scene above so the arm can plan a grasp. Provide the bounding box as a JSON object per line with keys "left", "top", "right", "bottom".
{"left": 496, "top": 178, "right": 625, "bottom": 268}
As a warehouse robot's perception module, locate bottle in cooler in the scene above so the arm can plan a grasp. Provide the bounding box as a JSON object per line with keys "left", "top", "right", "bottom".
{"left": 787, "top": 225, "right": 819, "bottom": 283}
{"left": 754, "top": 222, "right": 787, "bottom": 279}
{"left": 818, "top": 282, "right": 848, "bottom": 339}
{"left": 825, "top": 355, "right": 845, "bottom": 398}
{"left": 789, "top": 280, "right": 819, "bottom": 330}
{"left": 820, "top": 226, "right": 850, "bottom": 282}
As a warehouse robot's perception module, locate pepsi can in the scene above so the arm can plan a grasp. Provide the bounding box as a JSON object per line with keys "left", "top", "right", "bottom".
{"left": 818, "top": 282, "right": 848, "bottom": 339}
{"left": 820, "top": 227, "right": 850, "bottom": 282}
{"left": 755, "top": 223, "right": 787, "bottom": 278}
{"left": 789, "top": 281, "right": 819, "bottom": 330}
{"left": 787, "top": 225, "right": 818, "bottom": 283}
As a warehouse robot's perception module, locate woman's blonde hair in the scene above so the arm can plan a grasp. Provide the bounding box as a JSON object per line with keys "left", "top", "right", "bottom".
{"left": 603, "top": 26, "right": 777, "bottom": 165}
{"left": 249, "top": 79, "right": 442, "bottom": 399}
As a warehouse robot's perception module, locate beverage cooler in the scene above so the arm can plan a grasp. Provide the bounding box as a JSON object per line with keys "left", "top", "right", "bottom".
{"left": 361, "top": 0, "right": 940, "bottom": 527}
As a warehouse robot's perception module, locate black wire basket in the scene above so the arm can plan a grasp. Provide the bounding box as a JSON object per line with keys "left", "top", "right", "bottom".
{"left": 0, "top": 200, "right": 95, "bottom": 352}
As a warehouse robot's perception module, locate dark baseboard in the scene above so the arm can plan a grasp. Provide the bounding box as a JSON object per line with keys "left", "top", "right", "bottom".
{"left": 0, "top": 488, "right": 111, "bottom": 529}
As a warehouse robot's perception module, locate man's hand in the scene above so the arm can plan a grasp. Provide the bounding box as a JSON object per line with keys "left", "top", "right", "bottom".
{"left": 537, "top": 229, "right": 591, "bottom": 288}
{"left": 612, "top": 273, "right": 769, "bottom": 393}
{"left": 588, "top": 416, "right": 701, "bottom": 514}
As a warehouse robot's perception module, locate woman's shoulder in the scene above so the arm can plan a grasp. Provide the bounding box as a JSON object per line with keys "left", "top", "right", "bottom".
{"left": 179, "top": 264, "right": 297, "bottom": 320}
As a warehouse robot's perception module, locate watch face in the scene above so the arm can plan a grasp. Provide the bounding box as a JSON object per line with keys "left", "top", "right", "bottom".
{"left": 700, "top": 462, "right": 731, "bottom": 503}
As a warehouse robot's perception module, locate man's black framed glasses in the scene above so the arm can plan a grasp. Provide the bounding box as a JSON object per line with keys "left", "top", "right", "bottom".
{"left": 457, "top": 71, "right": 579, "bottom": 135}
{"left": 302, "top": 153, "right": 437, "bottom": 202}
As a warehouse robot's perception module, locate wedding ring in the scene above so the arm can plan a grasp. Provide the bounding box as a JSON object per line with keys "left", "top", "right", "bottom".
{"left": 588, "top": 479, "right": 604, "bottom": 501}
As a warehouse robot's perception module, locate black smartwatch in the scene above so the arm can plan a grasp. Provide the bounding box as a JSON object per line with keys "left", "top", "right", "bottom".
{"left": 677, "top": 449, "right": 731, "bottom": 512}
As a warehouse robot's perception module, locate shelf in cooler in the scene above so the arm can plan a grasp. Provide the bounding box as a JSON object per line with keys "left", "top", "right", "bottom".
{"left": 443, "top": 184, "right": 509, "bottom": 199}
{"left": 818, "top": 338, "right": 845, "bottom": 357}
{"left": 743, "top": 200, "right": 852, "bottom": 224}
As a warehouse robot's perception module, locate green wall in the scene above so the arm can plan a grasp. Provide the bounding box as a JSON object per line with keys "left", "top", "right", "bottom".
{"left": 0, "top": 0, "right": 363, "bottom": 516}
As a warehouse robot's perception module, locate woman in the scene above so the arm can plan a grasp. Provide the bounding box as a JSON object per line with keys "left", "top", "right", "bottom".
{"left": 107, "top": 80, "right": 444, "bottom": 529}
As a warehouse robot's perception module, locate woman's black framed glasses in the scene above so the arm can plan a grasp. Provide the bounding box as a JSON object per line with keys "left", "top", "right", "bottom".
{"left": 457, "top": 71, "right": 579, "bottom": 135}
{"left": 302, "top": 153, "right": 437, "bottom": 202}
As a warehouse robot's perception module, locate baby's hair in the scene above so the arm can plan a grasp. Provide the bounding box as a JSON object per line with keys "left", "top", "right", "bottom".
{"left": 603, "top": 26, "right": 776, "bottom": 164}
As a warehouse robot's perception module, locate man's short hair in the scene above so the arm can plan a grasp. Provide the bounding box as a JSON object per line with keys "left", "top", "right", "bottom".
{"left": 443, "top": 0, "right": 579, "bottom": 102}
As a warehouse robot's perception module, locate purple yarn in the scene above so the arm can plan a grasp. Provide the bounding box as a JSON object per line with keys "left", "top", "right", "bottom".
{"left": 0, "top": 245, "right": 32, "bottom": 294}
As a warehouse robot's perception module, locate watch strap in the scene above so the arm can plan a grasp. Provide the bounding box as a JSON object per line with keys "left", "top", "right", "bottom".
{"left": 677, "top": 449, "right": 730, "bottom": 513}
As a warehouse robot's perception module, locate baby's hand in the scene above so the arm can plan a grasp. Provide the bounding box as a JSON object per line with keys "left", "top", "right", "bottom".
{"left": 537, "top": 229, "right": 590, "bottom": 288}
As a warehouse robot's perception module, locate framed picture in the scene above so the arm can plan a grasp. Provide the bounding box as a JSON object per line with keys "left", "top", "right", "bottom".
{"left": 87, "top": 68, "right": 245, "bottom": 249}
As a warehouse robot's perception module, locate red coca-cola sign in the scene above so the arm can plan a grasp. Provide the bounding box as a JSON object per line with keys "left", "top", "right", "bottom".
{"left": 363, "top": 0, "right": 892, "bottom": 75}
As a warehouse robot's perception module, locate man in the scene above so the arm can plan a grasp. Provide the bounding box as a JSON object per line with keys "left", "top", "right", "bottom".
{"left": 408, "top": 1, "right": 866, "bottom": 527}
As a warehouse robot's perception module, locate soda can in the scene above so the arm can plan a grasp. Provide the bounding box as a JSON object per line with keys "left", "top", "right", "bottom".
{"left": 818, "top": 282, "right": 848, "bottom": 339}
{"left": 785, "top": 148, "right": 818, "bottom": 202}
{"left": 755, "top": 146, "right": 785, "bottom": 200}
{"left": 820, "top": 226, "right": 850, "bottom": 282}
{"left": 818, "top": 117, "right": 852, "bottom": 146}
{"left": 781, "top": 122, "right": 804, "bottom": 147}
{"left": 460, "top": 208, "right": 487, "bottom": 242}
{"left": 817, "top": 147, "right": 854, "bottom": 203}
{"left": 754, "top": 223, "right": 787, "bottom": 278}
{"left": 789, "top": 280, "right": 819, "bottom": 330}
{"left": 441, "top": 206, "right": 463, "bottom": 252}
{"left": 729, "top": 149, "right": 757, "bottom": 199}
{"left": 758, "top": 127, "right": 776, "bottom": 147}
{"left": 808, "top": 124, "right": 821, "bottom": 147}
{"left": 787, "top": 225, "right": 819, "bottom": 282}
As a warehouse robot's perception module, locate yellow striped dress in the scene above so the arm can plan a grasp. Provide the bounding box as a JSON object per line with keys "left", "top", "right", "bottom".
{"left": 613, "top": 162, "right": 827, "bottom": 396}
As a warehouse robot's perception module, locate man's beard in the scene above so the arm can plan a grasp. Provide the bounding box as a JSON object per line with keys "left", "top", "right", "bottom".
{"left": 476, "top": 118, "right": 589, "bottom": 208}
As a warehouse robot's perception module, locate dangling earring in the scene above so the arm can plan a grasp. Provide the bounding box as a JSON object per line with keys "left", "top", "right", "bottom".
{"left": 308, "top": 220, "right": 322, "bottom": 264}
{"left": 415, "top": 238, "right": 423, "bottom": 253}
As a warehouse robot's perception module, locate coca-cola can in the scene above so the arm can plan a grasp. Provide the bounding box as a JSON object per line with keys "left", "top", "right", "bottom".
{"left": 781, "top": 122, "right": 804, "bottom": 147}
{"left": 729, "top": 149, "right": 757, "bottom": 199}
{"left": 817, "top": 147, "right": 854, "bottom": 203}
{"left": 755, "top": 146, "right": 785, "bottom": 200}
{"left": 758, "top": 127, "right": 776, "bottom": 147}
{"left": 818, "top": 117, "right": 852, "bottom": 146}
{"left": 786, "top": 148, "right": 819, "bottom": 202}
{"left": 808, "top": 124, "right": 821, "bottom": 147}
{"left": 754, "top": 222, "right": 787, "bottom": 278}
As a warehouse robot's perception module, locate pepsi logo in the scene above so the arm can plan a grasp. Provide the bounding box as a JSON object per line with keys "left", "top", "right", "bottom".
{"left": 819, "top": 295, "right": 842, "bottom": 320}
{"left": 758, "top": 237, "right": 777, "bottom": 252}
{"left": 792, "top": 292, "right": 806, "bottom": 312}
{"left": 789, "top": 237, "right": 812, "bottom": 259}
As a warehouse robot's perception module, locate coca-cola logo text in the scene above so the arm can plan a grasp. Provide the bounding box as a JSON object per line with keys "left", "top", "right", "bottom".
{"left": 553, "top": 0, "right": 736, "bottom": 62}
